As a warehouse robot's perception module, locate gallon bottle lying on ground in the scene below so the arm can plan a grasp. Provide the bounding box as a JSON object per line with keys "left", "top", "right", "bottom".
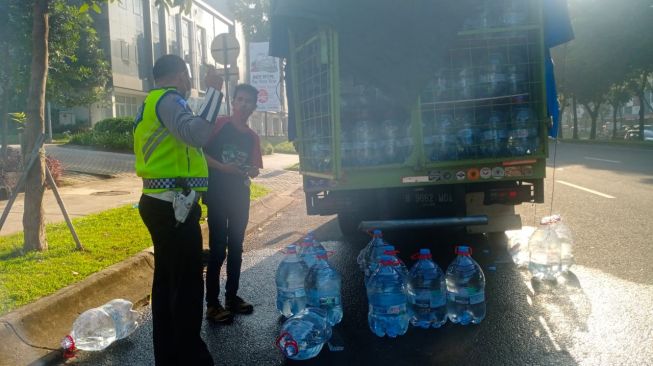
{"left": 276, "top": 244, "right": 309, "bottom": 317}
{"left": 276, "top": 307, "right": 332, "bottom": 360}
{"left": 305, "top": 249, "right": 343, "bottom": 325}
{"left": 446, "top": 246, "right": 486, "bottom": 325}
{"left": 367, "top": 255, "right": 410, "bottom": 338}
{"left": 61, "top": 299, "right": 139, "bottom": 355}
{"left": 408, "top": 248, "right": 447, "bottom": 329}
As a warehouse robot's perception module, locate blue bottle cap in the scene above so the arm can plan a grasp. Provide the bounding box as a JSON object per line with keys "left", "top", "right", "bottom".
{"left": 373, "top": 229, "right": 383, "bottom": 236}
{"left": 419, "top": 248, "right": 431, "bottom": 255}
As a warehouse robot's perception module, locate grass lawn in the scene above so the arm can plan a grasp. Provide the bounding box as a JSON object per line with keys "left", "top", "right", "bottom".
{"left": 0, "top": 183, "right": 269, "bottom": 316}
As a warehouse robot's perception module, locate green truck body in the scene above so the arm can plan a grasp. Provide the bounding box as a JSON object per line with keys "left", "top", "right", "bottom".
{"left": 281, "top": 1, "right": 550, "bottom": 235}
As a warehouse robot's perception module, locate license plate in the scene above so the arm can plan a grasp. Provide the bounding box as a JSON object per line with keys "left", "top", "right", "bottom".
{"left": 414, "top": 191, "right": 453, "bottom": 204}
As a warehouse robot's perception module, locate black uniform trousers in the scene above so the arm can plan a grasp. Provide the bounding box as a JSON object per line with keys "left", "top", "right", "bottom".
{"left": 138, "top": 194, "right": 214, "bottom": 366}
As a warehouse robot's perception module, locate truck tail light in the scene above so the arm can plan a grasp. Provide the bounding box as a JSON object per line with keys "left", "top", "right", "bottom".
{"left": 484, "top": 186, "right": 531, "bottom": 205}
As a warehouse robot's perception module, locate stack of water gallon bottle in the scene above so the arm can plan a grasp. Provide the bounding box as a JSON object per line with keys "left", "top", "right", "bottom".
{"left": 275, "top": 232, "right": 343, "bottom": 360}
{"left": 357, "top": 230, "right": 486, "bottom": 338}
{"left": 510, "top": 214, "right": 575, "bottom": 281}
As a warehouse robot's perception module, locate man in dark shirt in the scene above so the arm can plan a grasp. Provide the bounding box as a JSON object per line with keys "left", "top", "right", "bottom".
{"left": 204, "top": 84, "right": 263, "bottom": 323}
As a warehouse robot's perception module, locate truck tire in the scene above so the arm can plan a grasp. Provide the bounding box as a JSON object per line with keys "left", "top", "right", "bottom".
{"left": 337, "top": 212, "right": 361, "bottom": 237}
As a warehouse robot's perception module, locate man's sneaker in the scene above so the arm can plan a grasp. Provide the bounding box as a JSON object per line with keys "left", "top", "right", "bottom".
{"left": 226, "top": 296, "right": 254, "bottom": 314}
{"left": 206, "top": 304, "right": 234, "bottom": 323}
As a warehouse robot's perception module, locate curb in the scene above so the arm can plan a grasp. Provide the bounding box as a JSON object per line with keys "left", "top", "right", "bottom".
{"left": 0, "top": 186, "right": 300, "bottom": 366}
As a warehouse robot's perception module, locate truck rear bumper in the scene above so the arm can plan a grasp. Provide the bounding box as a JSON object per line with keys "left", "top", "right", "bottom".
{"left": 358, "top": 215, "right": 489, "bottom": 231}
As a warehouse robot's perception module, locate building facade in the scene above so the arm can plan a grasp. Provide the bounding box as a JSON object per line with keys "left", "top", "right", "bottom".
{"left": 70, "top": 0, "right": 241, "bottom": 125}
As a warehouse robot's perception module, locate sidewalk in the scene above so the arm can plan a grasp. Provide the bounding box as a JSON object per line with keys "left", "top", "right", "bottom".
{"left": 0, "top": 148, "right": 301, "bottom": 366}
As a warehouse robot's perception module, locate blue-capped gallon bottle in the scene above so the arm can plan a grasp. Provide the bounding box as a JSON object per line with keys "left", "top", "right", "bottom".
{"left": 366, "top": 245, "right": 408, "bottom": 286}
{"left": 298, "top": 234, "right": 326, "bottom": 270}
{"left": 367, "top": 255, "right": 410, "bottom": 338}
{"left": 408, "top": 249, "right": 447, "bottom": 329}
{"left": 276, "top": 245, "right": 308, "bottom": 318}
{"left": 276, "top": 307, "right": 332, "bottom": 360}
{"left": 305, "top": 249, "right": 343, "bottom": 326}
{"left": 446, "top": 246, "right": 486, "bottom": 325}
{"left": 528, "top": 218, "right": 564, "bottom": 281}
{"left": 357, "top": 229, "right": 384, "bottom": 273}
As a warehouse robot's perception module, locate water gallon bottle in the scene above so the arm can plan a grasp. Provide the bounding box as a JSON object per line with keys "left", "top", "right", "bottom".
{"left": 503, "top": 0, "right": 529, "bottom": 26}
{"left": 61, "top": 299, "right": 139, "bottom": 353}
{"left": 446, "top": 246, "right": 486, "bottom": 325}
{"left": 276, "top": 307, "right": 332, "bottom": 360}
{"left": 357, "top": 229, "right": 385, "bottom": 273}
{"left": 366, "top": 245, "right": 408, "bottom": 286}
{"left": 298, "top": 235, "right": 326, "bottom": 270}
{"left": 456, "top": 110, "right": 479, "bottom": 158}
{"left": 276, "top": 244, "right": 309, "bottom": 317}
{"left": 481, "top": 109, "right": 508, "bottom": 157}
{"left": 305, "top": 249, "right": 343, "bottom": 326}
{"left": 508, "top": 103, "right": 538, "bottom": 156}
{"left": 478, "top": 51, "right": 507, "bottom": 98}
{"left": 407, "top": 249, "right": 447, "bottom": 329}
{"left": 430, "top": 112, "right": 458, "bottom": 161}
{"left": 547, "top": 215, "right": 575, "bottom": 272}
{"left": 506, "top": 48, "right": 528, "bottom": 95}
{"left": 367, "top": 255, "right": 410, "bottom": 338}
{"left": 528, "top": 217, "right": 566, "bottom": 280}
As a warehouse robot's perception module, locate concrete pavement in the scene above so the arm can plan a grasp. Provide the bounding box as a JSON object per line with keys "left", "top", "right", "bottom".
{"left": 0, "top": 146, "right": 301, "bottom": 366}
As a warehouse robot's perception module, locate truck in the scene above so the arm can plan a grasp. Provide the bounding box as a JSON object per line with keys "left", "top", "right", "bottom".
{"left": 269, "top": 0, "right": 572, "bottom": 235}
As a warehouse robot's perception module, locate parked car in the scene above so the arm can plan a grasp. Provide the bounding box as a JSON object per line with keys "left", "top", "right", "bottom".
{"left": 624, "top": 128, "right": 653, "bottom": 141}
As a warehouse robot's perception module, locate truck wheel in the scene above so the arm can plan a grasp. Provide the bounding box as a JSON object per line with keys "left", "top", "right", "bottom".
{"left": 337, "top": 212, "right": 361, "bottom": 237}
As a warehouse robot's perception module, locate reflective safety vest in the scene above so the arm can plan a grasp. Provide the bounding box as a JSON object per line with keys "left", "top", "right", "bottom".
{"left": 133, "top": 88, "right": 208, "bottom": 193}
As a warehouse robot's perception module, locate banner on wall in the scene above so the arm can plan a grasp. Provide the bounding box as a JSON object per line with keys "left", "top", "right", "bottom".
{"left": 249, "top": 42, "right": 282, "bottom": 112}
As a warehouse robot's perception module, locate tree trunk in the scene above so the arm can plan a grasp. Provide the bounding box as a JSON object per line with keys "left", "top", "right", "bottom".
{"left": 582, "top": 103, "right": 600, "bottom": 140}
{"left": 0, "top": 43, "right": 8, "bottom": 162}
{"left": 639, "top": 91, "right": 646, "bottom": 141}
{"left": 558, "top": 102, "right": 567, "bottom": 139}
{"left": 612, "top": 103, "right": 618, "bottom": 140}
{"left": 23, "top": 0, "right": 49, "bottom": 252}
{"left": 572, "top": 95, "right": 579, "bottom": 140}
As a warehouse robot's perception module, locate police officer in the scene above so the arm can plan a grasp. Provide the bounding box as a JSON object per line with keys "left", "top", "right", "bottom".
{"left": 134, "top": 54, "right": 222, "bottom": 366}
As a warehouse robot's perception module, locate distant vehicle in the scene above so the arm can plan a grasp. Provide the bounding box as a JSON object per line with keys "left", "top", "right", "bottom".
{"left": 624, "top": 128, "right": 653, "bottom": 141}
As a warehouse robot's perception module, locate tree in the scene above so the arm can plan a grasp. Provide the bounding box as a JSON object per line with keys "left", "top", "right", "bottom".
{"left": 230, "top": 0, "right": 270, "bottom": 42}
{"left": 21, "top": 0, "right": 192, "bottom": 252}
{"left": 605, "top": 83, "right": 630, "bottom": 139}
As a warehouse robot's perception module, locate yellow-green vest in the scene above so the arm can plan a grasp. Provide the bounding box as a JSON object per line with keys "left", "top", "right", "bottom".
{"left": 134, "top": 88, "right": 208, "bottom": 193}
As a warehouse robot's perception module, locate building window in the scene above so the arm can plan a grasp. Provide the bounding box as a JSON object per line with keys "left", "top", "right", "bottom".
{"left": 196, "top": 26, "right": 206, "bottom": 65}
{"left": 133, "top": 0, "right": 142, "bottom": 16}
{"left": 168, "top": 15, "right": 179, "bottom": 56}
{"left": 120, "top": 40, "right": 130, "bottom": 62}
{"left": 182, "top": 19, "right": 192, "bottom": 64}
{"left": 115, "top": 95, "right": 142, "bottom": 117}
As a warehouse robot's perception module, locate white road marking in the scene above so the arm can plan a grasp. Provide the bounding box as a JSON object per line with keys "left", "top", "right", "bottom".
{"left": 556, "top": 180, "right": 616, "bottom": 199}
{"left": 584, "top": 157, "right": 621, "bottom": 164}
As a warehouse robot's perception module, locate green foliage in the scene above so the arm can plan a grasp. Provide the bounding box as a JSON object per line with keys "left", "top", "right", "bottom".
{"left": 0, "top": 180, "right": 270, "bottom": 314}
{"left": 0, "top": 205, "right": 153, "bottom": 315}
{"left": 230, "top": 0, "right": 270, "bottom": 42}
{"left": 261, "top": 140, "right": 274, "bottom": 155}
{"left": 273, "top": 141, "right": 297, "bottom": 154}
{"left": 70, "top": 130, "right": 134, "bottom": 152}
{"left": 93, "top": 117, "right": 135, "bottom": 134}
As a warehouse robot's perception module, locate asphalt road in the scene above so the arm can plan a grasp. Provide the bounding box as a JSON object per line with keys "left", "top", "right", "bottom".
{"left": 67, "top": 142, "right": 653, "bottom": 366}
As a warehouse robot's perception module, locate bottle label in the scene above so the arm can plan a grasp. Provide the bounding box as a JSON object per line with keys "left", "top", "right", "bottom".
{"left": 279, "top": 287, "right": 306, "bottom": 298}
{"left": 373, "top": 304, "right": 406, "bottom": 315}
{"left": 469, "top": 292, "right": 485, "bottom": 305}
{"left": 447, "top": 291, "right": 484, "bottom": 305}
{"left": 319, "top": 297, "right": 338, "bottom": 306}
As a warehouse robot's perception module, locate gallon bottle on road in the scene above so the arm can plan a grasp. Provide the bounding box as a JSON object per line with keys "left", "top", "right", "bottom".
{"left": 408, "top": 249, "right": 447, "bottom": 329}
{"left": 357, "top": 229, "right": 384, "bottom": 273}
{"left": 62, "top": 299, "right": 139, "bottom": 353}
{"left": 366, "top": 245, "right": 408, "bottom": 286}
{"left": 298, "top": 234, "right": 326, "bottom": 270}
{"left": 544, "top": 214, "right": 574, "bottom": 272}
{"left": 305, "top": 249, "right": 343, "bottom": 325}
{"left": 367, "top": 255, "right": 410, "bottom": 338}
{"left": 446, "top": 246, "right": 486, "bottom": 325}
{"left": 276, "top": 244, "right": 309, "bottom": 317}
{"left": 528, "top": 218, "right": 564, "bottom": 281}
{"left": 276, "top": 307, "right": 332, "bottom": 360}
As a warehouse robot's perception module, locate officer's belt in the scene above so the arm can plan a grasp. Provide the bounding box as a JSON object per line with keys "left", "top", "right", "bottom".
{"left": 142, "top": 177, "right": 208, "bottom": 190}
